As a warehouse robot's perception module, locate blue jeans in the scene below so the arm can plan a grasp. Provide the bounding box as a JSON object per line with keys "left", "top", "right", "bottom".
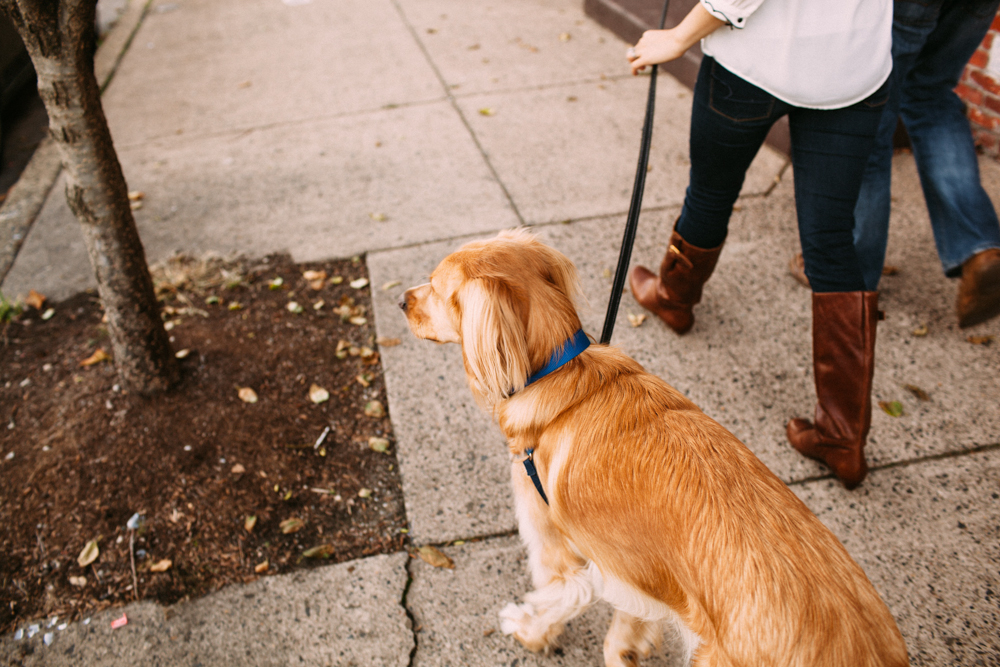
{"left": 676, "top": 57, "right": 889, "bottom": 293}
{"left": 853, "top": 0, "right": 1000, "bottom": 290}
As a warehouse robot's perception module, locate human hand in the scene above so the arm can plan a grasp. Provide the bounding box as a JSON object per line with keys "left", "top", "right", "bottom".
{"left": 627, "top": 30, "right": 686, "bottom": 75}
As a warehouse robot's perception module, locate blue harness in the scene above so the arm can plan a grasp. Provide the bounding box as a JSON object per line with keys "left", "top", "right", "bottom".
{"left": 518, "top": 329, "right": 590, "bottom": 505}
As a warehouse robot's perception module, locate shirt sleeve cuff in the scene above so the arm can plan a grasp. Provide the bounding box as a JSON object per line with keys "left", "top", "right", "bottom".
{"left": 699, "top": 0, "right": 763, "bottom": 29}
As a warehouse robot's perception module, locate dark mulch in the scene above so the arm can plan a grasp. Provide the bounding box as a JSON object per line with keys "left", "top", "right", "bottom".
{"left": 0, "top": 253, "right": 408, "bottom": 634}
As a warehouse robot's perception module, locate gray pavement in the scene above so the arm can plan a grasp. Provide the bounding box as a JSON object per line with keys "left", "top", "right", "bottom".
{"left": 2, "top": 0, "right": 999, "bottom": 665}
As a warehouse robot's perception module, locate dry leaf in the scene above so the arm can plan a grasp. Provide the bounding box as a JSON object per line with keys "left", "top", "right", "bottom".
{"left": 627, "top": 312, "right": 647, "bottom": 327}
{"left": 330, "top": 276, "right": 344, "bottom": 285}
{"left": 238, "top": 387, "right": 258, "bottom": 403}
{"left": 903, "top": 384, "right": 930, "bottom": 401}
{"left": 303, "top": 544, "right": 335, "bottom": 559}
{"left": 376, "top": 337, "right": 401, "bottom": 347}
{"left": 364, "top": 400, "right": 385, "bottom": 418}
{"left": 313, "top": 299, "right": 325, "bottom": 310}
{"left": 303, "top": 270, "right": 326, "bottom": 282}
{"left": 68, "top": 576, "right": 87, "bottom": 588}
{"left": 175, "top": 349, "right": 191, "bottom": 359}
{"left": 286, "top": 301, "right": 303, "bottom": 314}
{"left": 309, "top": 384, "right": 330, "bottom": 404}
{"left": 244, "top": 515, "right": 257, "bottom": 532}
{"left": 255, "top": 560, "right": 269, "bottom": 573}
{"left": 417, "top": 545, "right": 455, "bottom": 569}
{"left": 78, "top": 539, "right": 100, "bottom": 567}
{"left": 350, "top": 278, "right": 369, "bottom": 289}
{"left": 369, "top": 213, "right": 388, "bottom": 222}
{"left": 335, "top": 339, "right": 350, "bottom": 359}
{"left": 349, "top": 316, "right": 368, "bottom": 326}
{"left": 356, "top": 373, "right": 371, "bottom": 388}
{"left": 882, "top": 265, "right": 899, "bottom": 276}
{"left": 967, "top": 335, "right": 994, "bottom": 346}
{"left": 381, "top": 280, "right": 401, "bottom": 291}
{"left": 280, "top": 517, "right": 304, "bottom": 534}
{"left": 478, "top": 108, "right": 496, "bottom": 116}
{"left": 357, "top": 488, "right": 372, "bottom": 498}
{"left": 127, "top": 191, "right": 145, "bottom": 202}
{"left": 911, "top": 324, "right": 928, "bottom": 337}
{"left": 269, "top": 277, "right": 284, "bottom": 290}
{"left": 41, "top": 308, "right": 55, "bottom": 321}
{"left": 879, "top": 400, "right": 904, "bottom": 417}
{"left": 369, "top": 437, "right": 390, "bottom": 453}
{"left": 79, "top": 349, "right": 110, "bottom": 367}
{"left": 558, "top": 32, "right": 571, "bottom": 41}
{"left": 26, "top": 290, "right": 46, "bottom": 310}
{"left": 149, "top": 559, "right": 172, "bottom": 573}
{"left": 231, "top": 463, "right": 246, "bottom": 475}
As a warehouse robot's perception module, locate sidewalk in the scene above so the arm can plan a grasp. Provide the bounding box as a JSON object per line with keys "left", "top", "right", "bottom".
{"left": 2, "top": 0, "right": 999, "bottom": 665}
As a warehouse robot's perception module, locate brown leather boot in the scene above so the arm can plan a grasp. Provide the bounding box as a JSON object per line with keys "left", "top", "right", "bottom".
{"left": 628, "top": 227, "right": 723, "bottom": 335}
{"left": 787, "top": 291, "right": 880, "bottom": 490}
{"left": 957, "top": 247, "right": 1000, "bottom": 328}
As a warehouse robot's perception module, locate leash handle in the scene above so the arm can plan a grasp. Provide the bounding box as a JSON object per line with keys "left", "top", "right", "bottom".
{"left": 600, "top": 0, "right": 670, "bottom": 346}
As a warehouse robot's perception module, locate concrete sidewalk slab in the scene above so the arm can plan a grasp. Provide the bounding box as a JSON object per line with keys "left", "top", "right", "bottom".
{"left": 455, "top": 74, "right": 785, "bottom": 225}
{"left": 369, "top": 240, "right": 515, "bottom": 544}
{"left": 792, "top": 449, "right": 1000, "bottom": 666}
{"left": 406, "top": 536, "right": 685, "bottom": 667}
{"left": 395, "top": 0, "right": 628, "bottom": 96}
{"left": 3, "top": 100, "right": 518, "bottom": 301}
{"left": 101, "top": 0, "right": 444, "bottom": 148}
{"left": 0, "top": 552, "right": 412, "bottom": 667}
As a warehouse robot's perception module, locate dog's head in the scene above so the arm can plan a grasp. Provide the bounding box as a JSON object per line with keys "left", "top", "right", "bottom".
{"left": 399, "top": 229, "right": 583, "bottom": 406}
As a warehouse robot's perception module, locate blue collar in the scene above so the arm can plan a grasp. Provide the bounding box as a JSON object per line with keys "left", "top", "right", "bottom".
{"left": 524, "top": 329, "right": 590, "bottom": 387}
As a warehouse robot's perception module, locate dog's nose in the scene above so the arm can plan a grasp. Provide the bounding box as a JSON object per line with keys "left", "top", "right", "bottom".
{"left": 398, "top": 294, "right": 408, "bottom": 312}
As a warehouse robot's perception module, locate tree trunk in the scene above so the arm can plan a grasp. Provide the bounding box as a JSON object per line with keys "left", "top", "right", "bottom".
{"left": 1, "top": 0, "right": 178, "bottom": 393}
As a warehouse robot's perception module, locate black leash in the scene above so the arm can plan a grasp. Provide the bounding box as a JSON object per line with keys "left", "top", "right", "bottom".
{"left": 600, "top": 0, "right": 671, "bottom": 346}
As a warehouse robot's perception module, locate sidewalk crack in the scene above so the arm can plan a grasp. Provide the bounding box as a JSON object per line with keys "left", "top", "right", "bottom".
{"left": 402, "top": 554, "right": 419, "bottom": 667}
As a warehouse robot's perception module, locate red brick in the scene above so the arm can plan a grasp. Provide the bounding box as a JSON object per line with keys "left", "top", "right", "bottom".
{"left": 984, "top": 33, "right": 994, "bottom": 51}
{"left": 956, "top": 83, "right": 984, "bottom": 106}
{"left": 985, "top": 93, "right": 1000, "bottom": 115}
{"left": 992, "top": 14, "right": 1000, "bottom": 32}
{"left": 969, "top": 108, "right": 1000, "bottom": 131}
{"left": 969, "top": 48, "right": 989, "bottom": 69}
{"left": 971, "top": 69, "right": 1000, "bottom": 96}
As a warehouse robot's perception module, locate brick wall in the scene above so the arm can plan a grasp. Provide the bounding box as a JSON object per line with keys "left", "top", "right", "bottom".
{"left": 956, "top": 10, "right": 1000, "bottom": 159}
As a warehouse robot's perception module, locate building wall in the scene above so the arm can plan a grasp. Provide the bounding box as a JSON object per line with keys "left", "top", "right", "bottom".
{"left": 956, "top": 10, "right": 1000, "bottom": 159}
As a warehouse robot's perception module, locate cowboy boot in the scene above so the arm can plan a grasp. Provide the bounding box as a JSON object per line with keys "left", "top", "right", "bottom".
{"left": 787, "top": 291, "right": 880, "bottom": 490}
{"left": 629, "top": 226, "right": 723, "bottom": 335}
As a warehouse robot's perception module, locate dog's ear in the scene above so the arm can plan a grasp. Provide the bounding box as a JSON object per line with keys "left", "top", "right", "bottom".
{"left": 535, "top": 243, "right": 581, "bottom": 307}
{"left": 460, "top": 278, "right": 530, "bottom": 405}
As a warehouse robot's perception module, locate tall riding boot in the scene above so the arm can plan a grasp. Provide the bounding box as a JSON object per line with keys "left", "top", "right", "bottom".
{"left": 629, "top": 226, "right": 723, "bottom": 335}
{"left": 787, "top": 291, "right": 880, "bottom": 490}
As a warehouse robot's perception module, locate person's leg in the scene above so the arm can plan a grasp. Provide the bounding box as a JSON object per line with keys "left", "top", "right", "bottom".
{"left": 630, "top": 57, "right": 783, "bottom": 334}
{"left": 898, "top": 0, "right": 1000, "bottom": 277}
{"left": 786, "top": 82, "right": 888, "bottom": 489}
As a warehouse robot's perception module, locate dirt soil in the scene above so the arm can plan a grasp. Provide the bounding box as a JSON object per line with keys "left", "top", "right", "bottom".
{"left": 0, "top": 254, "right": 408, "bottom": 635}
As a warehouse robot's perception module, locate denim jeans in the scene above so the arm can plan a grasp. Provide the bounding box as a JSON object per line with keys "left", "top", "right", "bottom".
{"left": 676, "top": 57, "right": 889, "bottom": 293}
{"left": 853, "top": 0, "right": 1000, "bottom": 290}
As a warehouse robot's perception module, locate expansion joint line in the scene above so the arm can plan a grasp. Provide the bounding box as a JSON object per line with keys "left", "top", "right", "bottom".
{"left": 388, "top": 0, "right": 526, "bottom": 227}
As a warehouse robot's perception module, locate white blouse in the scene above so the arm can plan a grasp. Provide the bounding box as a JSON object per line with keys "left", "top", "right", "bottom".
{"left": 699, "top": 0, "right": 893, "bottom": 110}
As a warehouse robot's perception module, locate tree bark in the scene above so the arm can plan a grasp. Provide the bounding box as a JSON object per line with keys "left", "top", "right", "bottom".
{"left": 1, "top": 0, "right": 178, "bottom": 393}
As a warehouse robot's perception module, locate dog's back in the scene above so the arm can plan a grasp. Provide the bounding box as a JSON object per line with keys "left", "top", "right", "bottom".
{"left": 513, "top": 346, "right": 909, "bottom": 666}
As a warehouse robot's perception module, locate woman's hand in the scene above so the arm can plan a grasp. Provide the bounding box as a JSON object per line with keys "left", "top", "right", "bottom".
{"left": 626, "top": 4, "right": 726, "bottom": 75}
{"left": 627, "top": 30, "right": 687, "bottom": 74}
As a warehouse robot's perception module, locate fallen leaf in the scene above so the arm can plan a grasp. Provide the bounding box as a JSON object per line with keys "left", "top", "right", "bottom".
{"left": 381, "top": 280, "right": 401, "bottom": 291}
{"left": 369, "top": 213, "right": 388, "bottom": 222}
{"left": 228, "top": 301, "right": 243, "bottom": 311}
{"left": 558, "top": 32, "right": 571, "bottom": 41}
{"left": 349, "top": 316, "right": 368, "bottom": 326}
{"left": 376, "top": 337, "right": 401, "bottom": 347}
{"left": 478, "top": 107, "right": 496, "bottom": 116}
{"left": 882, "top": 265, "right": 899, "bottom": 276}
{"left": 330, "top": 276, "right": 344, "bottom": 285}
{"left": 369, "top": 437, "right": 390, "bottom": 453}
{"left": 967, "top": 335, "right": 994, "bottom": 346}
{"left": 231, "top": 463, "right": 246, "bottom": 475}
{"left": 356, "top": 373, "right": 371, "bottom": 387}
{"left": 879, "top": 400, "right": 904, "bottom": 417}
{"left": 79, "top": 349, "right": 110, "bottom": 367}
{"left": 602, "top": 268, "right": 612, "bottom": 279}
{"left": 309, "top": 384, "right": 330, "bottom": 404}
{"left": 130, "top": 200, "right": 143, "bottom": 211}
{"left": 286, "top": 301, "right": 303, "bottom": 314}
{"left": 78, "top": 539, "right": 100, "bottom": 567}
{"left": 911, "top": 324, "right": 928, "bottom": 337}
{"left": 903, "top": 384, "right": 930, "bottom": 401}
{"left": 26, "top": 290, "right": 46, "bottom": 310}
{"left": 335, "top": 340, "right": 351, "bottom": 359}
{"left": 357, "top": 488, "right": 372, "bottom": 498}
{"left": 175, "top": 349, "right": 191, "bottom": 359}
{"left": 149, "top": 559, "right": 172, "bottom": 573}
{"left": 417, "top": 545, "right": 455, "bottom": 569}
{"left": 350, "top": 278, "right": 369, "bottom": 289}
{"left": 280, "top": 517, "right": 304, "bottom": 534}
{"left": 302, "top": 269, "right": 326, "bottom": 281}
{"left": 359, "top": 346, "right": 375, "bottom": 359}
{"left": 269, "top": 277, "right": 284, "bottom": 290}
{"left": 41, "top": 308, "right": 55, "bottom": 321}
{"left": 244, "top": 515, "right": 257, "bottom": 532}
{"left": 303, "top": 544, "right": 335, "bottom": 559}
{"left": 127, "top": 191, "right": 144, "bottom": 202}
{"left": 238, "top": 387, "right": 258, "bottom": 403}
{"left": 627, "top": 312, "right": 647, "bottom": 327}
{"left": 68, "top": 576, "right": 87, "bottom": 588}
{"left": 364, "top": 400, "right": 386, "bottom": 418}
{"left": 313, "top": 299, "right": 325, "bottom": 310}
{"left": 205, "top": 295, "right": 220, "bottom": 305}
{"left": 254, "top": 560, "right": 269, "bottom": 573}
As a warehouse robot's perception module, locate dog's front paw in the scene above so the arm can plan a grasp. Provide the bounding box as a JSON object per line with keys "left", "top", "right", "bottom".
{"left": 499, "top": 601, "right": 562, "bottom": 653}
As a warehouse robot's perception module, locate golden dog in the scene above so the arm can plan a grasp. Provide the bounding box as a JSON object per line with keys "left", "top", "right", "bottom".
{"left": 399, "top": 229, "right": 908, "bottom": 667}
